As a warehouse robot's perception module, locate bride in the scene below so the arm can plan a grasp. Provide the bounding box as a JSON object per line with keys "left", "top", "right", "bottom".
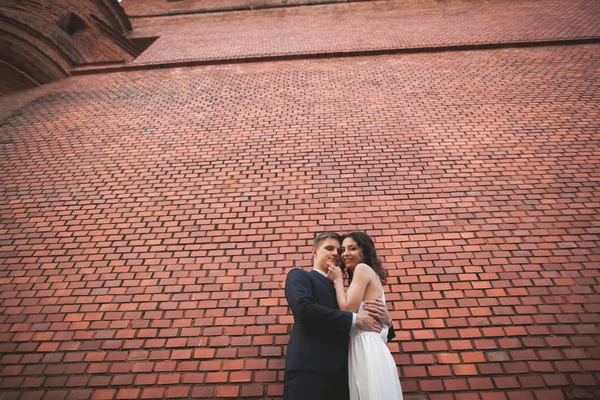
{"left": 327, "top": 232, "right": 403, "bottom": 400}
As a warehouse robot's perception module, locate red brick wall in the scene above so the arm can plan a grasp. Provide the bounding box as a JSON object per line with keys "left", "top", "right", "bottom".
{"left": 0, "top": 42, "right": 599, "bottom": 399}
{"left": 1, "top": 0, "right": 599, "bottom": 399}
{"left": 127, "top": 0, "right": 600, "bottom": 65}
{"left": 121, "top": 0, "right": 378, "bottom": 17}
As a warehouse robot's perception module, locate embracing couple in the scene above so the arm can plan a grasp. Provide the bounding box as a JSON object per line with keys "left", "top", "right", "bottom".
{"left": 284, "top": 232, "right": 403, "bottom": 400}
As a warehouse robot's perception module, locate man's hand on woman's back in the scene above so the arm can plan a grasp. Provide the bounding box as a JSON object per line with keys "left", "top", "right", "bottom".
{"left": 356, "top": 309, "right": 382, "bottom": 332}
{"left": 363, "top": 298, "right": 392, "bottom": 326}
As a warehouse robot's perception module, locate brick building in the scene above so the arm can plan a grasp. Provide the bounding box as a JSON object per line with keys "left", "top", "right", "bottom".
{"left": 0, "top": 0, "right": 599, "bottom": 399}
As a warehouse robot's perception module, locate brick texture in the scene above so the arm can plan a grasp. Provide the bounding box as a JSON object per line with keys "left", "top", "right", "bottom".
{"left": 121, "top": 0, "right": 379, "bottom": 17}
{"left": 130, "top": 0, "right": 600, "bottom": 65}
{"left": 1, "top": 0, "right": 599, "bottom": 399}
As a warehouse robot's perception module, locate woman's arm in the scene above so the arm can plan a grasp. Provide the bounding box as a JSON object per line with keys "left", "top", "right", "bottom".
{"left": 330, "top": 263, "right": 373, "bottom": 313}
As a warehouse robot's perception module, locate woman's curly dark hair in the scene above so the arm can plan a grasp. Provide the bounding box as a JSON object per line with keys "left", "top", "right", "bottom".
{"left": 340, "top": 232, "right": 388, "bottom": 284}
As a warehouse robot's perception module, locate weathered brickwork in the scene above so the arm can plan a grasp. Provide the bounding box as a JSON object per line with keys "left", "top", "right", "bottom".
{"left": 0, "top": 0, "right": 137, "bottom": 95}
{"left": 1, "top": 0, "right": 599, "bottom": 399}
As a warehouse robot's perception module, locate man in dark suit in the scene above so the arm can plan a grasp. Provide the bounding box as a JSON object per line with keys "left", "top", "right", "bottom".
{"left": 284, "top": 232, "right": 395, "bottom": 400}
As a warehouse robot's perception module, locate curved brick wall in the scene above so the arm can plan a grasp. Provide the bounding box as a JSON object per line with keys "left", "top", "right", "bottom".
{"left": 0, "top": 0, "right": 136, "bottom": 95}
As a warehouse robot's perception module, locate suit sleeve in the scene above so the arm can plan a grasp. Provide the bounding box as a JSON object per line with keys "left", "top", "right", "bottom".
{"left": 285, "top": 268, "right": 353, "bottom": 335}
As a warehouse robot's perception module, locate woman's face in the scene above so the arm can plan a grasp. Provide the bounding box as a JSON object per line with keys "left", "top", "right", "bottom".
{"left": 341, "top": 237, "right": 362, "bottom": 270}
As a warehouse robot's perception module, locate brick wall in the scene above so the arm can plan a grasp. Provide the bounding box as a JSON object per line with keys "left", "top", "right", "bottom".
{"left": 1, "top": 43, "right": 599, "bottom": 399}
{"left": 0, "top": 1, "right": 599, "bottom": 399}
{"left": 120, "top": 0, "right": 379, "bottom": 17}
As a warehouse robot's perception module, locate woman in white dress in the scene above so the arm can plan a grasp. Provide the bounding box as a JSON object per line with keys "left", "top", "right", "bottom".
{"left": 327, "top": 232, "right": 403, "bottom": 400}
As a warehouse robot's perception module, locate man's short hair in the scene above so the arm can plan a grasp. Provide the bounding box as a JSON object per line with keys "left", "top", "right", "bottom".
{"left": 313, "top": 232, "right": 342, "bottom": 249}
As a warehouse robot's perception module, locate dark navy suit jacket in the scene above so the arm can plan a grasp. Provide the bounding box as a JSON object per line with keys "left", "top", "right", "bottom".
{"left": 284, "top": 268, "right": 395, "bottom": 373}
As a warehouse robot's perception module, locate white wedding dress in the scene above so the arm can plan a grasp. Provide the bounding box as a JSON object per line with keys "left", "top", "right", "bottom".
{"left": 348, "top": 291, "right": 403, "bottom": 400}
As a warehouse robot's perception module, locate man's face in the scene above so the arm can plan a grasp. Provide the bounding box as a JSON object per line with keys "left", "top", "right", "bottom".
{"left": 313, "top": 237, "right": 341, "bottom": 271}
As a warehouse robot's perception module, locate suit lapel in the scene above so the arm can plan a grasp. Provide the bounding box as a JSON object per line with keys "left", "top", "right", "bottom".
{"left": 310, "top": 270, "right": 336, "bottom": 296}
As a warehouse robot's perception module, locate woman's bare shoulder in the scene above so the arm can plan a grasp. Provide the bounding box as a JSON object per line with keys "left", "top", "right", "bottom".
{"left": 355, "top": 263, "right": 375, "bottom": 276}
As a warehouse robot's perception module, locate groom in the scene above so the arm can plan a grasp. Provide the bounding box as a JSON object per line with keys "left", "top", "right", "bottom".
{"left": 283, "top": 232, "right": 395, "bottom": 400}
